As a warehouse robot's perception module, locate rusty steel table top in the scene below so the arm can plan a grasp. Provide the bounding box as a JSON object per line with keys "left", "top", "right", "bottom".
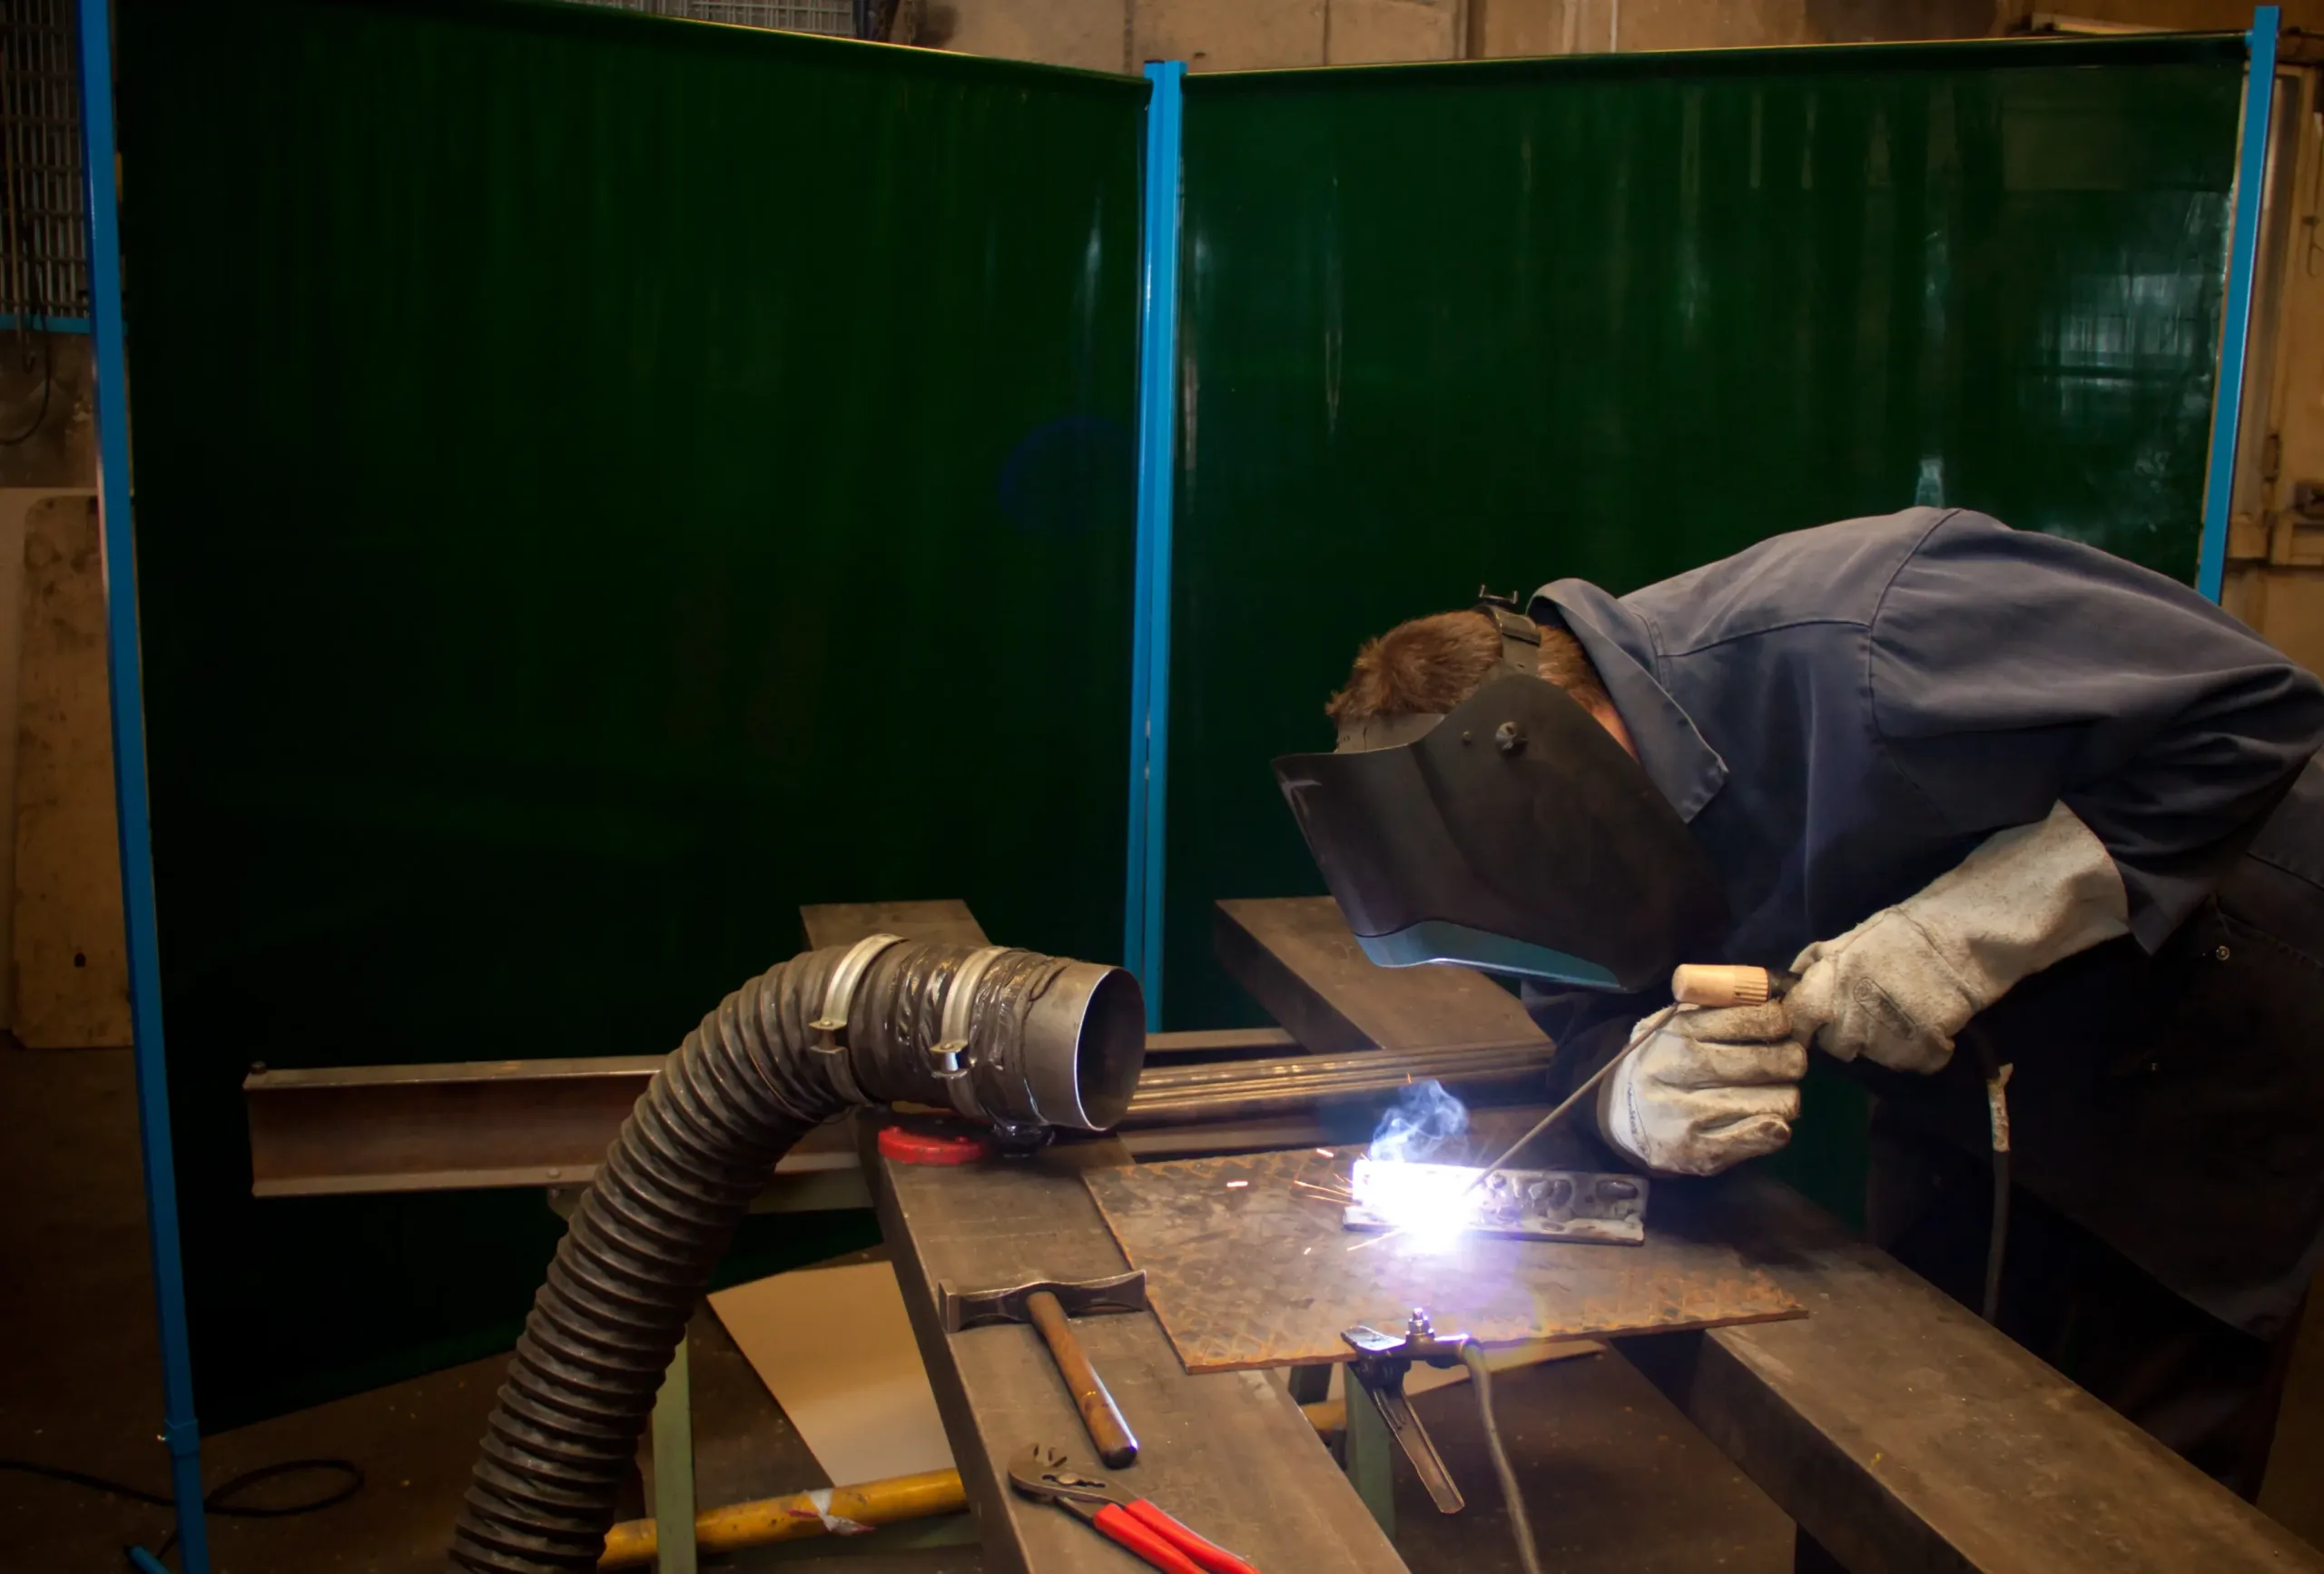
{"left": 1084, "top": 1146, "right": 1803, "bottom": 1372}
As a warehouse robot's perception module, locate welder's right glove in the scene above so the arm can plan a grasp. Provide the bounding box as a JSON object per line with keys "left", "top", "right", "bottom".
{"left": 1784, "top": 802, "right": 2130, "bottom": 1076}
{"left": 1595, "top": 1002, "right": 1806, "bottom": 1178}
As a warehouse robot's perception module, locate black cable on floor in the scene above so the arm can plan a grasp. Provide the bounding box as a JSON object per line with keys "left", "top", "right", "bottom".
{"left": 1462, "top": 1344, "right": 1545, "bottom": 1574}
{"left": 0, "top": 1455, "right": 363, "bottom": 1569}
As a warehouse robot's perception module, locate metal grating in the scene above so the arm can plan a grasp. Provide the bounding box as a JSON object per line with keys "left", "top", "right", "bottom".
{"left": 562, "top": 0, "right": 858, "bottom": 36}
{"left": 0, "top": 0, "right": 87, "bottom": 323}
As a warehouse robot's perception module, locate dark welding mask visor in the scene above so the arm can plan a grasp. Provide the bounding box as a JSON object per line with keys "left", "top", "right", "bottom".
{"left": 1273, "top": 673, "right": 1727, "bottom": 990}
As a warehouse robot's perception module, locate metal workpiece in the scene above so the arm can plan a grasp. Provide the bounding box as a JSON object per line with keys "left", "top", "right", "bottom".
{"left": 1341, "top": 1163, "right": 1649, "bottom": 1246}
{"left": 866, "top": 1127, "right": 1408, "bottom": 1574}
{"left": 1082, "top": 1146, "right": 1797, "bottom": 1372}
{"left": 243, "top": 1031, "right": 1541, "bottom": 1197}
{"left": 1121, "top": 1038, "right": 1556, "bottom": 1124}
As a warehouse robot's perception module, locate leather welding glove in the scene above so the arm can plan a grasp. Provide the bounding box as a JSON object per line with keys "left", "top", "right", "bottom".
{"left": 1786, "top": 802, "right": 2130, "bottom": 1076}
{"left": 1595, "top": 1002, "right": 1806, "bottom": 1178}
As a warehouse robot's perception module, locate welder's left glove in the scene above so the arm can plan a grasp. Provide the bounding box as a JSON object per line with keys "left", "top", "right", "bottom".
{"left": 1596, "top": 1003, "right": 1806, "bottom": 1177}
{"left": 1785, "top": 802, "right": 2130, "bottom": 1075}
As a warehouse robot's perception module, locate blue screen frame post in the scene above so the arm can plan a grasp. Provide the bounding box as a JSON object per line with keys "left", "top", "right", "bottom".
{"left": 73, "top": 0, "right": 212, "bottom": 1568}
{"left": 1125, "top": 59, "right": 1185, "bottom": 1029}
{"left": 2199, "top": 5, "right": 2282, "bottom": 603}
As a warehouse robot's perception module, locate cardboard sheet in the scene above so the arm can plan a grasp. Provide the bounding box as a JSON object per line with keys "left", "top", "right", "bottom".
{"left": 709, "top": 1260, "right": 955, "bottom": 1484}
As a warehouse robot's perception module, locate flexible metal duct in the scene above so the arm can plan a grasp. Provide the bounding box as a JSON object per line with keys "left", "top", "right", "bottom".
{"left": 447, "top": 937, "right": 1145, "bottom": 1574}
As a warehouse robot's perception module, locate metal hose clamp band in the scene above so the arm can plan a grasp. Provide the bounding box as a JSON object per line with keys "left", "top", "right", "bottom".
{"left": 808, "top": 932, "right": 907, "bottom": 1103}
{"left": 931, "top": 946, "right": 1010, "bottom": 1119}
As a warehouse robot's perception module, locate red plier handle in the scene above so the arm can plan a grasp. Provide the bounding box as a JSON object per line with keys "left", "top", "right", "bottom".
{"left": 1113, "top": 1500, "right": 1263, "bottom": 1574}
{"left": 1089, "top": 1502, "right": 1205, "bottom": 1573}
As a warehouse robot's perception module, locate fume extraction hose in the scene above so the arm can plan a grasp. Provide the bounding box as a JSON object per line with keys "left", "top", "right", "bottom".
{"left": 445, "top": 937, "right": 1143, "bottom": 1574}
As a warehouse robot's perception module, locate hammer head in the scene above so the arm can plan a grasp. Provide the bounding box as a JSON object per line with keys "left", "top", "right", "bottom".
{"left": 940, "top": 1269, "right": 1148, "bottom": 1333}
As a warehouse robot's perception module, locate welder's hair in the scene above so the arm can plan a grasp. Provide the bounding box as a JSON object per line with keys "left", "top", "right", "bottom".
{"left": 1324, "top": 609, "right": 1613, "bottom": 725}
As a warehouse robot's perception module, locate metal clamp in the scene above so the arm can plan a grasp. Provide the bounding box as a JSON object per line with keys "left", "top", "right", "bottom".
{"left": 931, "top": 946, "right": 1009, "bottom": 1118}
{"left": 807, "top": 932, "right": 908, "bottom": 1104}
{"left": 1343, "top": 1309, "right": 1472, "bottom": 1514}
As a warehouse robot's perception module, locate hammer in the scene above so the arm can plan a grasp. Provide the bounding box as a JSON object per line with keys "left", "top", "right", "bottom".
{"left": 940, "top": 1270, "right": 1147, "bottom": 1469}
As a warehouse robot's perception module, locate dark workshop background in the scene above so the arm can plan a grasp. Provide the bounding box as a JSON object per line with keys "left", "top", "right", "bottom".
{"left": 114, "top": 0, "right": 1143, "bottom": 1430}
{"left": 1157, "top": 39, "right": 2241, "bottom": 1215}
{"left": 0, "top": 0, "right": 2278, "bottom": 1450}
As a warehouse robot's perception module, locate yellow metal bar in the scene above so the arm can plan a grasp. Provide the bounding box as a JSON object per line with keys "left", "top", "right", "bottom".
{"left": 600, "top": 1470, "right": 968, "bottom": 1569}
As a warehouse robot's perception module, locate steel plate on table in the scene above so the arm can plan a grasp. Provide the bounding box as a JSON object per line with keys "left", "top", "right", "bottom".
{"left": 1084, "top": 1148, "right": 1803, "bottom": 1371}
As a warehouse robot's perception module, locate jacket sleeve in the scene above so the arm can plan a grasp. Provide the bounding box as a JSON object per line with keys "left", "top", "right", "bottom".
{"left": 1869, "top": 511, "right": 2324, "bottom": 950}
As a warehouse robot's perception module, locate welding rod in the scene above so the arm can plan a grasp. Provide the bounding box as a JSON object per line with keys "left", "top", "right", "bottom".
{"left": 1457, "top": 965, "right": 1795, "bottom": 1198}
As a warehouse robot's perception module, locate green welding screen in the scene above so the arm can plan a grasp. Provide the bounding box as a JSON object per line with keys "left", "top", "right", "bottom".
{"left": 1165, "top": 36, "right": 2247, "bottom": 1022}
{"left": 1163, "top": 37, "right": 2249, "bottom": 1212}
{"left": 118, "top": 0, "right": 1144, "bottom": 1427}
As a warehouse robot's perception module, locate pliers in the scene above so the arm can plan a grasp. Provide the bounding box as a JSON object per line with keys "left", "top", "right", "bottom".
{"left": 1008, "top": 1445, "right": 1263, "bottom": 1574}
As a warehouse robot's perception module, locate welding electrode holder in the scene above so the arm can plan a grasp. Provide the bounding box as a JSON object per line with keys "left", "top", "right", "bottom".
{"left": 1670, "top": 962, "right": 2014, "bottom": 1323}
{"left": 1669, "top": 963, "right": 1798, "bottom": 1008}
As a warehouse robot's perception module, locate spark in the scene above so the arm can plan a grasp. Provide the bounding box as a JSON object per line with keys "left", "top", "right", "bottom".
{"left": 1347, "top": 1158, "right": 1490, "bottom": 1254}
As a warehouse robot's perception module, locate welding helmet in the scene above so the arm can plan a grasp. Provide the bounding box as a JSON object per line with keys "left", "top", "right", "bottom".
{"left": 1272, "top": 596, "right": 1726, "bottom": 990}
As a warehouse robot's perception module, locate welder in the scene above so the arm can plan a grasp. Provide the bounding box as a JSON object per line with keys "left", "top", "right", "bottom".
{"left": 1275, "top": 506, "right": 2324, "bottom": 1497}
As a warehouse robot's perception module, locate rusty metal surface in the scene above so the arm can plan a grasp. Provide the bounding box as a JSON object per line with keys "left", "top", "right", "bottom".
{"left": 1630, "top": 1174, "right": 2324, "bottom": 1574}
{"left": 241, "top": 1036, "right": 1452, "bottom": 1196}
{"left": 1215, "top": 896, "right": 1550, "bottom": 1056}
{"left": 1084, "top": 1146, "right": 1800, "bottom": 1372}
{"left": 799, "top": 899, "right": 990, "bottom": 949}
{"left": 867, "top": 1126, "right": 1410, "bottom": 1574}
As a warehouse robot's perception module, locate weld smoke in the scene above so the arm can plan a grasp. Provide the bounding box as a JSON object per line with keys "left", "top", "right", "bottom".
{"left": 1368, "top": 1078, "right": 1469, "bottom": 1166}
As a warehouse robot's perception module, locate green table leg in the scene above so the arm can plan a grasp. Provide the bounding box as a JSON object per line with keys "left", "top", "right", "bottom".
{"left": 652, "top": 1332, "right": 696, "bottom": 1574}
{"left": 1342, "top": 1372, "right": 1394, "bottom": 1540}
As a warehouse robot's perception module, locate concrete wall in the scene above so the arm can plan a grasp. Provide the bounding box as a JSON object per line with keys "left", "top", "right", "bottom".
{"left": 929, "top": 0, "right": 2324, "bottom": 73}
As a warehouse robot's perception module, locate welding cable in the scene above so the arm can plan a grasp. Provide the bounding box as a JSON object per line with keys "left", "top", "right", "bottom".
{"left": 1962, "top": 1025, "right": 2014, "bottom": 1326}
{"left": 0, "top": 1455, "right": 364, "bottom": 1568}
{"left": 1459, "top": 1345, "right": 1544, "bottom": 1574}
{"left": 446, "top": 939, "right": 1139, "bottom": 1574}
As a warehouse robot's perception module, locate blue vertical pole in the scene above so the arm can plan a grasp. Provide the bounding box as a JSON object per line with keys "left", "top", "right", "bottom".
{"left": 73, "top": 3, "right": 212, "bottom": 1569}
{"left": 1126, "top": 61, "right": 1185, "bottom": 1030}
{"left": 2200, "top": 6, "right": 2280, "bottom": 603}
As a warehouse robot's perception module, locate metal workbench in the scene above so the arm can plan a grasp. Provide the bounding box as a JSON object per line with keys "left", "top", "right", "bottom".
{"left": 1211, "top": 897, "right": 2320, "bottom": 1574}
{"left": 239, "top": 897, "right": 2324, "bottom": 1573}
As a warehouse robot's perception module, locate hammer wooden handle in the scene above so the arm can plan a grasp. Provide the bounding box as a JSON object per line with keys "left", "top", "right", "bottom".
{"left": 1026, "top": 1289, "right": 1139, "bottom": 1470}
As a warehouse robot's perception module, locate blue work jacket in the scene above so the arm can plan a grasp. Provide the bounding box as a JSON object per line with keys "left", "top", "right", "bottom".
{"left": 1530, "top": 507, "right": 2324, "bottom": 1332}
{"left": 1531, "top": 507, "right": 2324, "bottom": 969}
